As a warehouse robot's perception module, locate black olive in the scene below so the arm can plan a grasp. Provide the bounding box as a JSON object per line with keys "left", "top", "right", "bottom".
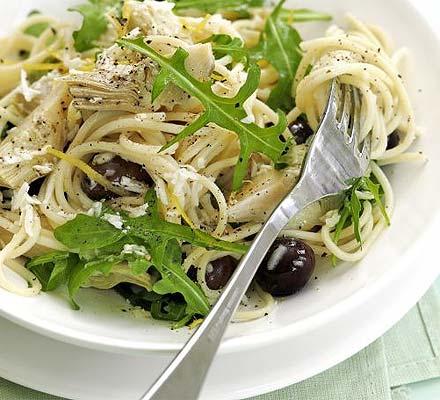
{"left": 256, "top": 238, "right": 315, "bottom": 296}
{"left": 206, "top": 256, "right": 238, "bottom": 290}
{"left": 82, "top": 155, "right": 152, "bottom": 200}
{"left": 288, "top": 117, "right": 314, "bottom": 145}
{"left": 386, "top": 131, "right": 400, "bottom": 150}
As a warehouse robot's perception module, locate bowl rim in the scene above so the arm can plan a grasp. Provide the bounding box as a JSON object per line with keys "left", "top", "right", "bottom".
{"left": 0, "top": 0, "right": 439, "bottom": 356}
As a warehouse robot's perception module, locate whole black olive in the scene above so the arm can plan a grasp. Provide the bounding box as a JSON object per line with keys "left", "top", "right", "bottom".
{"left": 256, "top": 238, "right": 315, "bottom": 296}
{"left": 206, "top": 256, "right": 238, "bottom": 290}
{"left": 288, "top": 117, "right": 314, "bottom": 145}
{"left": 82, "top": 155, "right": 152, "bottom": 200}
{"left": 386, "top": 131, "right": 400, "bottom": 150}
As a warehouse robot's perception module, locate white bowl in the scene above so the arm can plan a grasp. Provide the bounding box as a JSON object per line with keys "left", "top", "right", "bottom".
{"left": 0, "top": 0, "right": 440, "bottom": 398}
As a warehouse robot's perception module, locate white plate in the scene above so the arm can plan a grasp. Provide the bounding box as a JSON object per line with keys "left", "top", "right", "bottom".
{"left": 1, "top": 0, "right": 440, "bottom": 399}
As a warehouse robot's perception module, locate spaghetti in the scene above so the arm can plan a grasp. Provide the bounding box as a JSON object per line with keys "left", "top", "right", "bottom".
{"left": 0, "top": 1, "right": 421, "bottom": 323}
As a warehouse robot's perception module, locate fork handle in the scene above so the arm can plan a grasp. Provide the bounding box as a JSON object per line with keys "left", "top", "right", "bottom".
{"left": 140, "top": 182, "right": 316, "bottom": 400}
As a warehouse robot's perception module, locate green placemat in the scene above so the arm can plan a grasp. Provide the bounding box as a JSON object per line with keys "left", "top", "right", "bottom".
{"left": 251, "top": 339, "right": 391, "bottom": 400}
{"left": 250, "top": 286, "right": 440, "bottom": 400}
{"left": 1, "top": 286, "right": 440, "bottom": 400}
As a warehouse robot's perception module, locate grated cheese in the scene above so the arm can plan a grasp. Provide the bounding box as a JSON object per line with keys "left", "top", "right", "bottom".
{"left": 122, "top": 202, "right": 149, "bottom": 218}
{"left": 240, "top": 115, "right": 254, "bottom": 124}
{"left": 19, "top": 69, "right": 40, "bottom": 102}
{"left": 2, "top": 144, "right": 49, "bottom": 165}
{"left": 11, "top": 183, "right": 41, "bottom": 238}
{"left": 122, "top": 244, "right": 150, "bottom": 257}
{"left": 164, "top": 165, "right": 198, "bottom": 200}
{"left": 124, "top": 0, "right": 181, "bottom": 37}
{"left": 93, "top": 152, "right": 115, "bottom": 165}
{"left": 86, "top": 201, "right": 103, "bottom": 217}
{"left": 117, "top": 176, "right": 146, "bottom": 194}
{"left": 33, "top": 164, "right": 53, "bottom": 174}
{"left": 102, "top": 213, "right": 124, "bottom": 230}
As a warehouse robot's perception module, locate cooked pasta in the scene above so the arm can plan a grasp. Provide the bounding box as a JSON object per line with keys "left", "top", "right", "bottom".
{"left": 0, "top": 0, "right": 421, "bottom": 325}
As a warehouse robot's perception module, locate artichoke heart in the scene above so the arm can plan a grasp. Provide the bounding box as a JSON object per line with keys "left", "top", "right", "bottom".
{"left": 228, "top": 168, "right": 299, "bottom": 223}
{"left": 0, "top": 81, "right": 71, "bottom": 188}
{"left": 123, "top": 0, "right": 183, "bottom": 38}
{"left": 83, "top": 263, "right": 153, "bottom": 291}
{"left": 63, "top": 41, "right": 215, "bottom": 113}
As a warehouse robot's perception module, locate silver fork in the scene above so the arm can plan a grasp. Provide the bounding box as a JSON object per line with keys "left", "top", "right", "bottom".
{"left": 140, "top": 79, "right": 370, "bottom": 400}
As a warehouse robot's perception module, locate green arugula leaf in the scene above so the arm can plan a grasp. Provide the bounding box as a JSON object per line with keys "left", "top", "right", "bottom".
{"left": 331, "top": 175, "right": 391, "bottom": 265}
{"left": 26, "top": 251, "right": 79, "bottom": 291}
{"left": 350, "top": 180, "right": 363, "bottom": 244}
{"left": 249, "top": 0, "right": 302, "bottom": 112}
{"left": 126, "top": 190, "right": 248, "bottom": 255}
{"left": 150, "top": 295, "right": 187, "bottom": 322}
{"left": 198, "top": 3, "right": 305, "bottom": 112}
{"left": 120, "top": 189, "right": 245, "bottom": 316}
{"left": 55, "top": 193, "right": 247, "bottom": 256}
{"left": 128, "top": 256, "right": 153, "bottom": 275}
{"left": 171, "top": 1, "right": 331, "bottom": 22}
{"left": 78, "top": 235, "right": 140, "bottom": 260}
{"left": 171, "top": 0, "right": 264, "bottom": 18}
{"left": 54, "top": 214, "right": 125, "bottom": 252}
{"left": 115, "top": 284, "right": 188, "bottom": 324}
{"left": 66, "top": 251, "right": 152, "bottom": 308}
{"left": 207, "top": 34, "right": 249, "bottom": 65}
{"left": 26, "top": 250, "right": 70, "bottom": 267}
{"left": 69, "top": 0, "right": 122, "bottom": 52}
{"left": 280, "top": 8, "right": 332, "bottom": 23}
{"left": 150, "top": 238, "right": 209, "bottom": 316}
{"left": 331, "top": 178, "right": 364, "bottom": 256}
{"left": 63, "top": 200, "right": 210, "bottom": 316}
{"left": 115, "top": 284, "right": 163, "bottom": 309}
{"left": 68, "top": 255, "right": 119, "bottom": 305}
{"left": 24, "top": 23, "right": 49, "bottom": 37}
{"left": 118, "top": 37, "right": 287, "bottom": 190}
{"left": 362, "top": 177, "right": 390, "bottom": 225}
{"left": 203, "top": 6, "right": 330, "bottom": 112}
{"left": 50, "top": 189, "right": 245, "bottom": 318}
{"left": 24, "top": 10, "right": 49, "bottom": 37}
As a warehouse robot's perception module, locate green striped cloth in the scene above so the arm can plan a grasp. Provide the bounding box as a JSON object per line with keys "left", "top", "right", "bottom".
{"left": 2, "top": 284, "right": 440, "bottom": 400}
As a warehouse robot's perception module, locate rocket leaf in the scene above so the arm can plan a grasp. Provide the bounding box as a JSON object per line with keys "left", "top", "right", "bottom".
{"left": 207, "top": 34, "right": 249, "bottom": 65}
{"left": 54, "top": 214, "right": 125, "bottom": 251}
{"left": 126, "top": 190, "right": 248, "bottom": 255}
{"left": 26, "top": 251, "right": 78, "bottom": 292}
{"left": 118, "top": 37, "right": 287, "bottom": 190}
{"left": 47, "top": 189, "right": 247, "bottom": 318}
{"left": 171, "top": 0, "right": 264, "bottom": 18}
{"left": 249, "top": 0, "right": 303, "bottom": 112}
{"left": 69, "top": 0, "right": 124, "bottom": 52}
{"left": 280, "top": 8, "right": 332, "bottom": 23}
{"left": 149, "top": 238, "right": 209, "bottom": 316}
{"left": 331, "top": 176, "right": 390, "bottom": 265}
{"left": 200, "top": 1, "right": 306, "bottom": 113}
